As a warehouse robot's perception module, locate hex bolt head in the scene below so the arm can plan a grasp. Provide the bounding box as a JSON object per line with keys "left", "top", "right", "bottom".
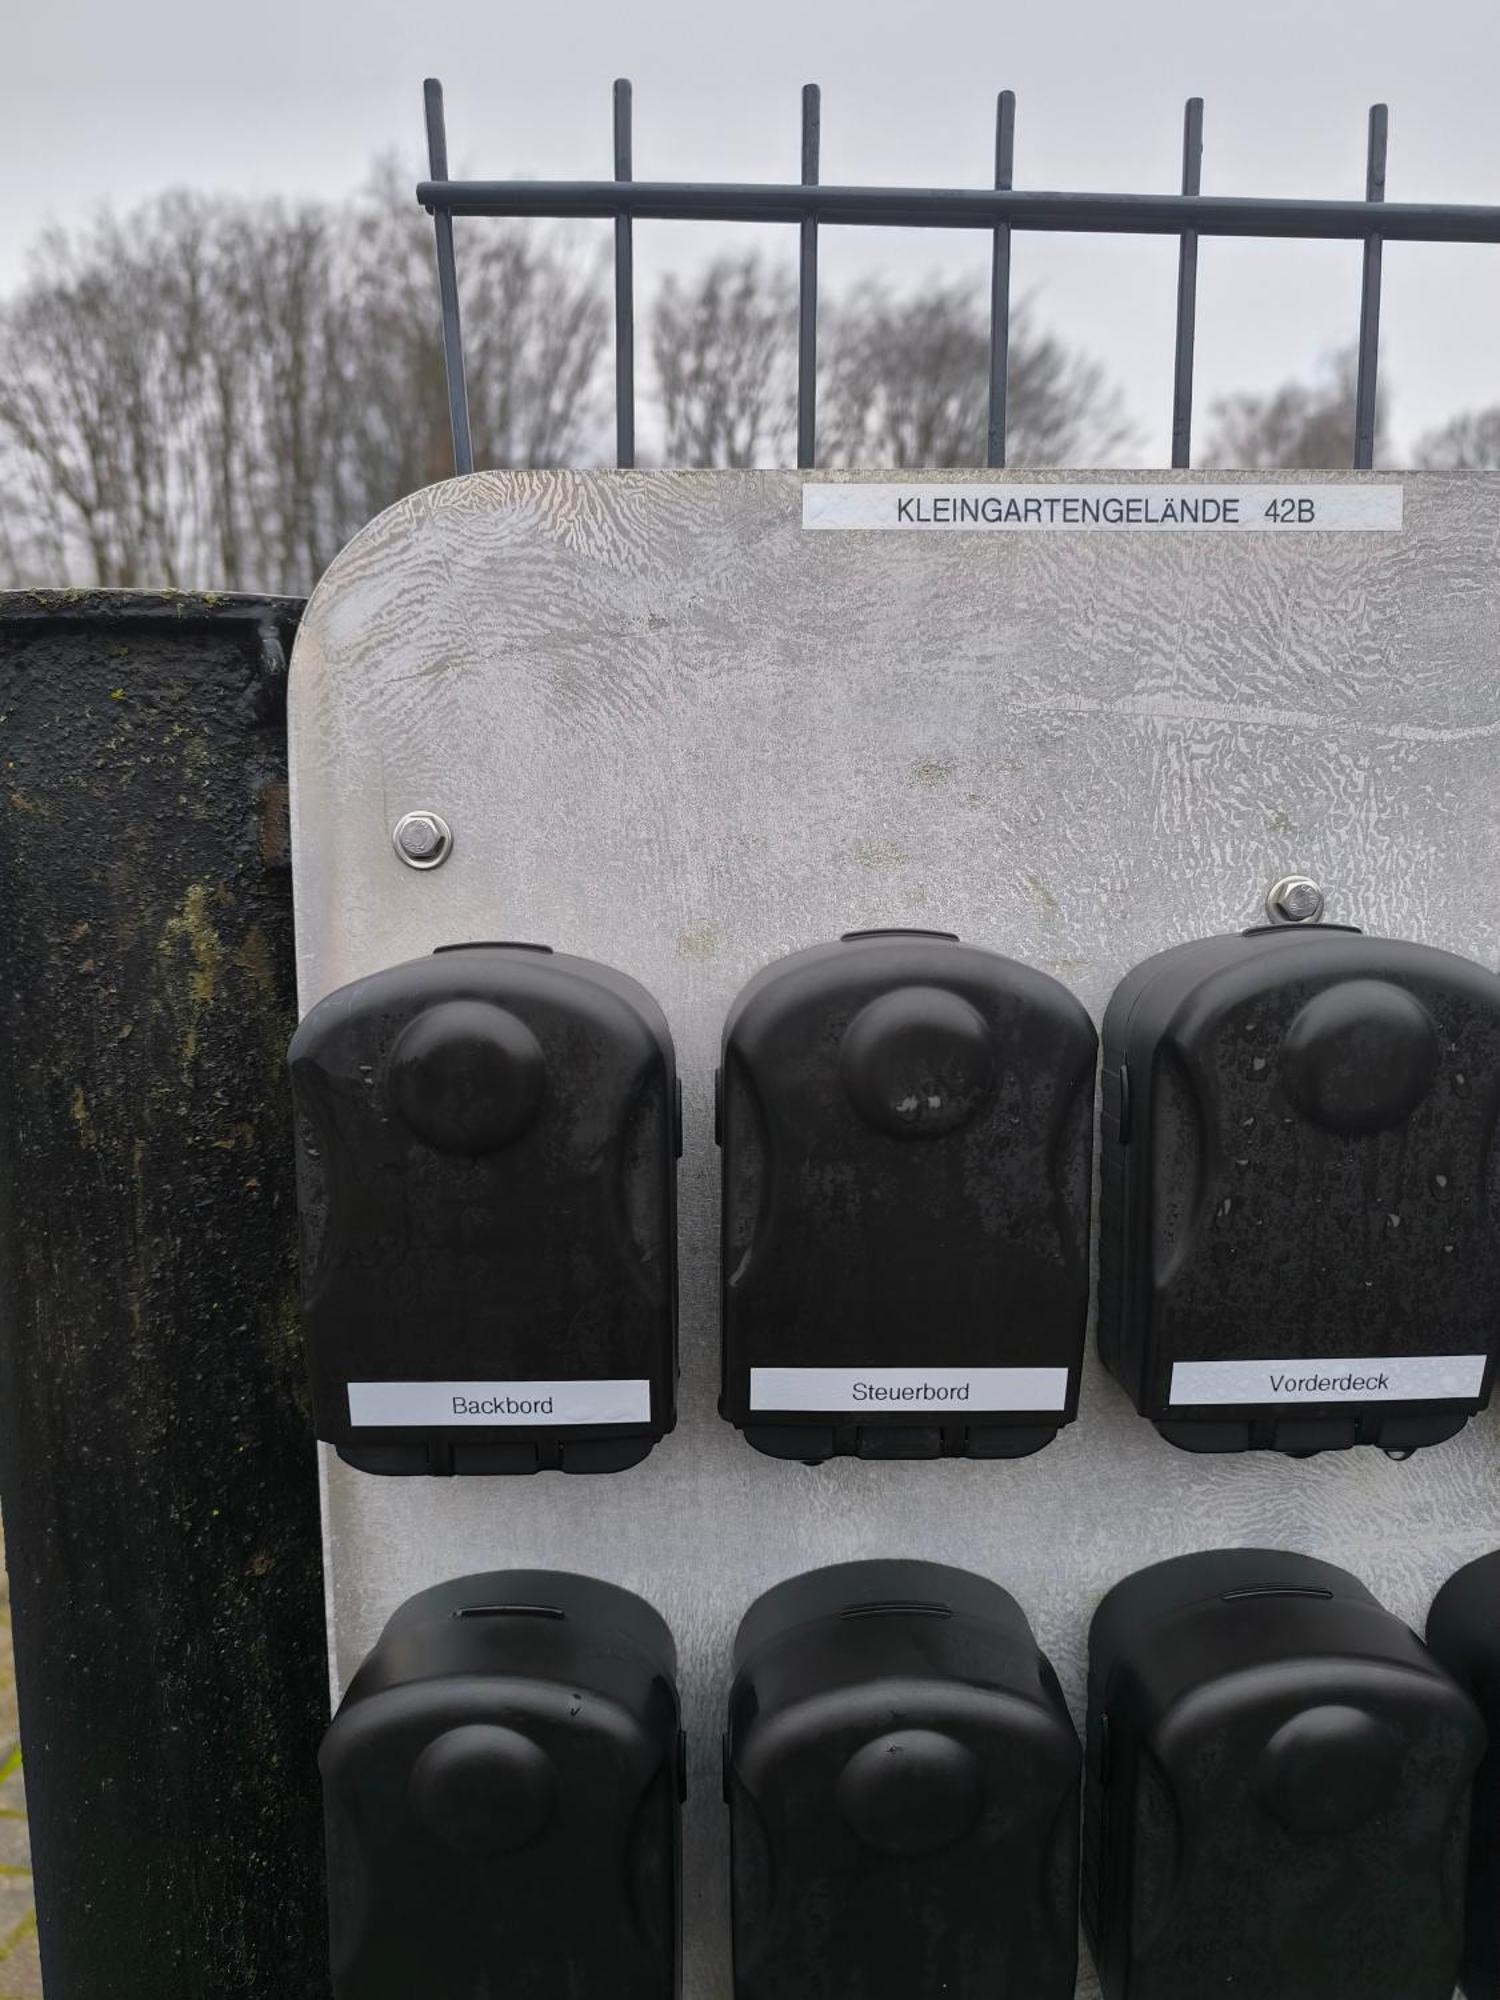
{"left": 1266, "top": 875, "right": 1326, "bottom": 926}
{"left": 392, "top": 811, "right": 453, "bottom": 871}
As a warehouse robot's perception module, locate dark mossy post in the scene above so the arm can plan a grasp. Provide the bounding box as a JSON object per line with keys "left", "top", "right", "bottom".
{"left": 0, "top": 593, "right": 328, "bottom": 1997}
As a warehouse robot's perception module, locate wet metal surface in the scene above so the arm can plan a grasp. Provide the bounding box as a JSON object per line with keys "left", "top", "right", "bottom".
{"left": 291, "top": 470, "right": 1500, "bottom": 1999}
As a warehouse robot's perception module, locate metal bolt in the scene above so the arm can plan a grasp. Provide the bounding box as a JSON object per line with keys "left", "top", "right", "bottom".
{"left": 1266, "top": 875, "right": 1326, "bottom": 926}
{"left": 392, "top": 811, "right": 453, "bottom": 871}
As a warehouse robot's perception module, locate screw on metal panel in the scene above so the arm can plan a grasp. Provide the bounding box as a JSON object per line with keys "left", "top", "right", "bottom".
{"left": 392, "top": 811, "right": 453, "bottom": 870}
{"left": 1265, "top": 875, "right": 1326, "bottom": 925}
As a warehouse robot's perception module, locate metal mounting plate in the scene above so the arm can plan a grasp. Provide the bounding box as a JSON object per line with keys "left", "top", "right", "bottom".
{"left": 290, "top": 469, "right": 1500, "bottom": 1999}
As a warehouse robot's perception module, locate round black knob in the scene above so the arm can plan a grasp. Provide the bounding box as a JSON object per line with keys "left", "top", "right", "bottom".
{"left": 1281, "top": 979, "right": 1439, "bottom": 1137}
{"left": 839, "top": 986, "right": 995, "bottom": 1139}
{"left": 409, "top": 1723, "right": 558, "bottom": 1855}
{"left": 388, "top": 1000, "right": 546, "bottom": 1154}
{"left": 836, "top": 1728, "right": 983, "bottom": 1854}
{"left": 1255, "top": 1704, "right": 1404, "bottom": 1834}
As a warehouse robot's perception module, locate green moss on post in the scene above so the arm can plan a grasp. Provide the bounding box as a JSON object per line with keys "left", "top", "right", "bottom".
{"left": 0, "top": 592, "right": 327, "bottom": 1999}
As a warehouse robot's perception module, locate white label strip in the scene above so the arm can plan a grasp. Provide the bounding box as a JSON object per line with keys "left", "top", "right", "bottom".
{"left": 347, "top": 1379, "right": 652, "bottom": 1427}
{"left": 749, "top": 1366, "right": 1069, "bottom": 1414}
{"left": 1169, "top": 1354, "right": 1487, "bottom": 1408}
{"left": 802, "top": 482, "right": 1403, "bottom": 534}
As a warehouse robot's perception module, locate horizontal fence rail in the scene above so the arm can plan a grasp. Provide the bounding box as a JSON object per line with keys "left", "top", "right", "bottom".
{"left": 419, "top": 178, "right": 1500, "bottom": 239}
{"left": 418, "top": 79, "right": 1500, "bottom": 475}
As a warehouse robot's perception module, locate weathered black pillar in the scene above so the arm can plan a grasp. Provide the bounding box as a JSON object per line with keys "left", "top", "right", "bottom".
{"left": 0, "top": 592, "right": 328, "bottom": 1997}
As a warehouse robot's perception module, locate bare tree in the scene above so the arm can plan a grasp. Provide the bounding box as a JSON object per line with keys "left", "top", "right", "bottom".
{"left": 646, "top": 261, "right": 1135, "bottom": 469}
{"left": 820, "top": 279, "right": 1135, "bottom": 468}
{"left": 1412, "top": 408, "right": 1500, "bottom": 470}
{"left": 217, "top": 200, "right": 362, "bottom": 592}
{"left": 0, "top": 178, "right": 612, "bottom": 594}
{"left": 651, "top": 254, "right": 799, "bottom": 467}
{"left": 340, "top": 160, "right": 475, "bottom": 508}
{"left": 0, "top": 201, "right": 223, "bottom": 589}
{"left": 0, "top": 185, "right": 1151, "bottom": 590}
{"left": 1199, "top": 346, "right": 1387, "bottom": 469}
{"left": 464, "top": 233, "right": 611, "bottom": 468}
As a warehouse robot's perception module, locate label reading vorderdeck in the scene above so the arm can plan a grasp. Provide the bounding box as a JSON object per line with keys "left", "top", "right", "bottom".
{"left": 1169, "top": 1354, "right": 1487, "bottom": 1407}
{"left": 749, "top": 1366, "right": 1070, "bottom": 1413}
{"left": 802, "top": 483, "right": 1404, "bottom": 534}
{"left": 347, "top": 1379, "right": 653, "bottom": 1427}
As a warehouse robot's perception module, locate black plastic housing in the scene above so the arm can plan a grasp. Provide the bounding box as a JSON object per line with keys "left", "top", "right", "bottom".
{"left": 1098, "top": 925, "right": 1500, "bottom": 1453}
{"left": 320, "top": 1571, "right": 683, "bottom": 2000}
{"left": 1085, "top": 1548, "right": 1483, "bottom": 2000}
{"left": 718, "top": 930, "right": 1097, "bottom": 1462}
{"left": 726, "top": 1559, "right": 1081, "bottom": 1999}
{"left": 289, "top": 942, "right": 679, "bottom": 1474}
{"left": 1428, "top": 1550, "right": 1500, "bottom": 1999}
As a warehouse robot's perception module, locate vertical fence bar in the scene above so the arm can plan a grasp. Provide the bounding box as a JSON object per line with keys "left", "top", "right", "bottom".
{"left": 986, "top": 91, "right": 1017, "bottom": 468}
{"left": 1171, "top": 97, "right": 1204, "bottom": 469}
{"left": 423, "top": 78, "right": 475, "bottom": 476}
{"left": 1354, "top": 103, "right": 1388, "bottom": 469}
{"left": 797, "top": 84, "right": 821, "bottom": 470}
{"left": 613, "top": 79, "right": 637, "bottom": 469}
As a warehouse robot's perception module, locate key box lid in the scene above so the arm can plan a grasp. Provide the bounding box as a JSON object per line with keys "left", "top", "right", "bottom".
{"left": 289, "top": 942, "right": 679, "bottom": 1475}
{"left": 719, "top": 930, "right": 1097, "bottom": 1462}
{"left": 322, "top": 1570, "right": 683, "bottom": 2000}
{"left": 1085, "top": 1548, "right": 1483, "bottom": 2000}
{"left": 728, "top": 1559, "right": 1080, "bottom": 2000}
{"left": 1427, "top": 1550, "right": 1500, "bottom": 2000}
{"left": 1097, "top": 925, "right": 1500, "bottom": 1454}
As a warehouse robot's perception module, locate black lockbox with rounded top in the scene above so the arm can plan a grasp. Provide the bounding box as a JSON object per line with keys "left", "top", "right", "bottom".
{"left": 1085, "top": 1549, "right": 1484, "bottom": 2000}
{"left": 289, "top": 942, "right": 679, "bottom": 1474}
{"left": 1427, "top": 1550, "right": 1500, "bottom": 2000}
{"left": 1097, "top": 924, "right": 1500, "bottom": 1453}
{"left": 718, "top": 930, "right": 1098, "bottom": 1462}
{"left": 725, "top": 1559, "right": 1081, "bottom": 2000}
{"left": 320, "top": 1570, "right": 684, "bottom": 2000}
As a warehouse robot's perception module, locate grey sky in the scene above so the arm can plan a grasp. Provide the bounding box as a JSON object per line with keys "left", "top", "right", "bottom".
{"left": 5, "top": 0, "right": 1499, "bottom": 460}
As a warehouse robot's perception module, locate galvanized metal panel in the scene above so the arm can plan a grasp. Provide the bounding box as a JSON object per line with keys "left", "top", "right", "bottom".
{"left": 290, "top": 469, "right": 1500, "bottom": 1999}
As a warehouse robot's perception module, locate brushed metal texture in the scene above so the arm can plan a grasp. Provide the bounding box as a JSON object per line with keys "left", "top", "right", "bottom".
{"left": 291, "top": 469, "right": 1500, "bottom": 2000}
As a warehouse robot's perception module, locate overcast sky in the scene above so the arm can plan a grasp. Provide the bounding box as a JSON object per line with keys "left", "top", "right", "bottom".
{"left": 5, "top": 0, "right": 1499, "bottom": 461}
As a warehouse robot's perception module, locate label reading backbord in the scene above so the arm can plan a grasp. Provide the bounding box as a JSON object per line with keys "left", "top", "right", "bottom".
{"left": 347, "top": 1379, "right": 653, "bottom": 1427}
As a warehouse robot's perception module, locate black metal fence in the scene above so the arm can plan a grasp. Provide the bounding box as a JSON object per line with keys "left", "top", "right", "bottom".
{"left": 418, "top": 80, "right": 1500, "bottom": 477}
